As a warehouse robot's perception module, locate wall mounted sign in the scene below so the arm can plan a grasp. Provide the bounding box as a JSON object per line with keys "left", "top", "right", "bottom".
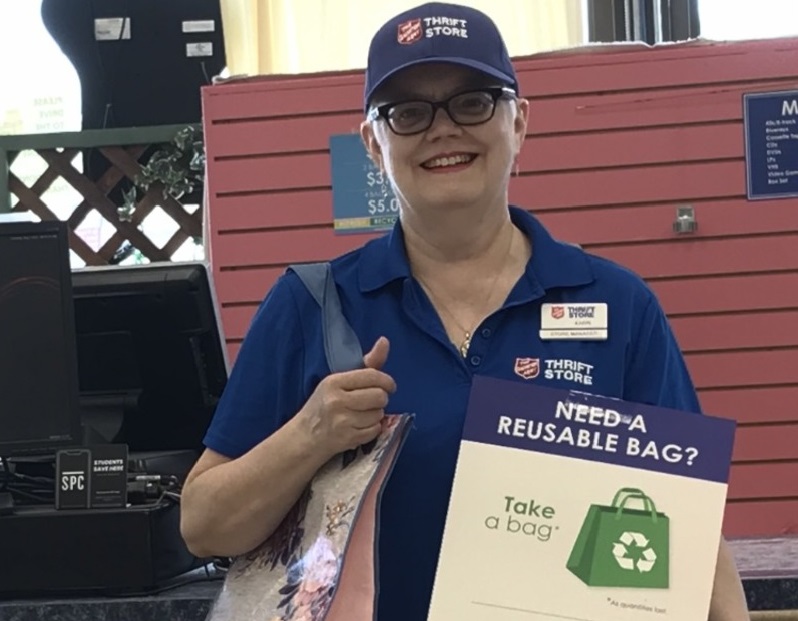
{"left": 329, "top": 134, "right": 399, "bottom": 235}
{"left": 743, "top": 89, "right": 798, "bottom": 200}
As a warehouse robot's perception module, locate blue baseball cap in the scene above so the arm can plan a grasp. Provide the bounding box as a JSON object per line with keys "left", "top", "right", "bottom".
{"left": 364, "top": 2, "right": 519, "bottom": 110}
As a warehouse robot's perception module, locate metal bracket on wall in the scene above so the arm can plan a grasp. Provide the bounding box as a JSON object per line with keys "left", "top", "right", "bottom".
{"left": 673, "top": 204, "right": 698, "bottom": 234}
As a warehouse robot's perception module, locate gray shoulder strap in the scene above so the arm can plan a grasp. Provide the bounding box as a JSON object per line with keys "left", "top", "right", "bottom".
{"left": 289, "top": 262, "right": 364, "bottom": 373}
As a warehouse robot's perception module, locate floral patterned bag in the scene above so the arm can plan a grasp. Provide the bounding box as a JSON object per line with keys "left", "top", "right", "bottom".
{"left": 205, "top": 263, "right": 412, "bottom": 621}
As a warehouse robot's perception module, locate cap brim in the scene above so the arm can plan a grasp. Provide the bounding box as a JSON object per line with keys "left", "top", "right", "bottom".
{"left": 365, "top": 57, "right": 517, "bottom": 109}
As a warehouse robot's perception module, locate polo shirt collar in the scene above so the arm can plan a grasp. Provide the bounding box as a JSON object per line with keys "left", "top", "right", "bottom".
{"left": 515, "top": 207, "right": 595, "bottom": 291}
{"left": 357, "top": 206, "right": 594, "bottom": 293}
{"left": 358, "top": 219, "right": 412, "bottom": 292}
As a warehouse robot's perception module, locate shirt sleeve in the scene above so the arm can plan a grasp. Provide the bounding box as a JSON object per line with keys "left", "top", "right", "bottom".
{"left": 623, "top": 293, "right": 703, "bottom": 414}
{"left": 202, "top": 274, "right": 309, "bottom": 458}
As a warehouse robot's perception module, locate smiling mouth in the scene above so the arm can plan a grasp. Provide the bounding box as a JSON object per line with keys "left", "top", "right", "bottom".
{"left": 421, "top": 153, "right": 477, "bottom": 170}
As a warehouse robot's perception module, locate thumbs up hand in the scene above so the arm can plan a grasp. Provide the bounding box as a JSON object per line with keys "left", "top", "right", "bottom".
{"left": 295, "top": 337, "right": 396, "bottom": 459}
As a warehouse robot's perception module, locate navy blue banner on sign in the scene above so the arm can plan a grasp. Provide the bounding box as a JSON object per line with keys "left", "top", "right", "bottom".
{"left": 329, "top": 134, "right": 399, "bottom": 235}
{"left": 464, "top": 376, "right": 736, "bottom": 484}
{"left": 743, "top": 89, "right": 798, "bottom": 200}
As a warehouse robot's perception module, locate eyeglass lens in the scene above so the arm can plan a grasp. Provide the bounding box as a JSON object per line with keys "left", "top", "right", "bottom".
{"left": 387, "top": 91, "right": 498, "bottom": 134}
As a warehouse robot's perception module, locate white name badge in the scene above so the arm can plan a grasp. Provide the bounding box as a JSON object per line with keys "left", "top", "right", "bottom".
{"left": 540, "top": 303, "right": 608, "bottom": 341}
{"left": 182, "top": 20, "right": 216, "bottom": 33}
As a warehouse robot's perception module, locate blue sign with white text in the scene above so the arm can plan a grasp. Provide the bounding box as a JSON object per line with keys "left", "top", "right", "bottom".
{"left": 743, "top": 90, "right": 798, "bottom": 200}
{"left": 329, "top": 134, "right": 399, "bottom": 235}
{"left": 464, "top": 376, "right": 737, "bottom": 483}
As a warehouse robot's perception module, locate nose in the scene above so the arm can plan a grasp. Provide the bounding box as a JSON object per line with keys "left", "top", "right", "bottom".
{"left": 425, "top": 106, "right": 462, "bottom": 139}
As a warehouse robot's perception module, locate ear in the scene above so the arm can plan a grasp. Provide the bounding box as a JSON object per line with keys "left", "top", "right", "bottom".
{"left": 360, "top": 120, "right": 383, "bottom": 170}
{"left": 513, "top": 97, "right": 530, "bottom": 155}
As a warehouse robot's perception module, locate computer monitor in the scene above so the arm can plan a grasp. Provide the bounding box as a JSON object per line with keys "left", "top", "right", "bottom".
{"left": 0, "top": 220, "right": 83, "bottom": 458}
{"left": 71, "top": 262, "right": 229, "bottom": 454}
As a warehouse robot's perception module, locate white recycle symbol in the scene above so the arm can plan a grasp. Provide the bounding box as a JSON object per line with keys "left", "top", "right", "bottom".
{"left": 612, "top": 531, "right": 657, "bottom": 573}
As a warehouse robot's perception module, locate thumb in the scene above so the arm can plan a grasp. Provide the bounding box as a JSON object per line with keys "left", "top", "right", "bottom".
{"left": 363, "top": 336, "right": 390, "bottom": 370}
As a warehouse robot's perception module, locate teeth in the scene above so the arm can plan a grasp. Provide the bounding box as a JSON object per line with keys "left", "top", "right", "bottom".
{"left": 424, "top": 154, "right": 474, "bottom": 169}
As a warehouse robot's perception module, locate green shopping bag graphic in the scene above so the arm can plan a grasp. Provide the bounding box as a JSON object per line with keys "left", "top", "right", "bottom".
{"left": 566, "top": 487, "right": 669, "bottom": 589}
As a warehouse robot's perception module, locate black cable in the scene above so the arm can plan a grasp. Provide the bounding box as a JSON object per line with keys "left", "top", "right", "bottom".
{"left": 88, "top": 0, "right": 132, "bottom": 130}
{"left": 6, "top": 480, "right": 54, "bottom": 495}
{"left": 104, "top": 564, "right": 224, "bottom": 598}
{"left": 126, "top": 471, "right": 185, "bottom": 507}
{"left": 3, "top": 462, "right": 55, "bottom": 494}
{"left": 6, "top": 486, "right": 52, "bottom": 505}
{"left": 0, "top": 457, "right": 56, "bottom": 506}
{"left": 9, "top": 471, "right": 55, "bottom": 486}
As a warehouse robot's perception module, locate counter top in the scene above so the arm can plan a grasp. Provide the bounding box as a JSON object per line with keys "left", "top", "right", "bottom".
{"left": 2, "top": 537, "right": 797, "bottom": 620}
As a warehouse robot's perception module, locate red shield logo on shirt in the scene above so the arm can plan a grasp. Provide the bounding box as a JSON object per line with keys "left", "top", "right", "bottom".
{"left": 397, "top": 19, "right": 422, "bottom": 44}
{"left": 551, "top": 306, "right": 565, "bottom": 319}
{"left": 514, "top": 358, "right": 540, "bottom": 380}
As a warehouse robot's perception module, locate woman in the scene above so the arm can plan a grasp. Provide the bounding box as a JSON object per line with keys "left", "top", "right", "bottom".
{"left": 181, "top": 3, "right": 748, "bottom": 620}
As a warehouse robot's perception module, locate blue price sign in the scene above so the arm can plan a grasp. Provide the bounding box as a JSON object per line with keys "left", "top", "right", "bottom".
{"left": 743, "top": 90, "right": 798, "bottom": 200}
{"left": 329, "top": 133, "right": 399, "bottom": 235}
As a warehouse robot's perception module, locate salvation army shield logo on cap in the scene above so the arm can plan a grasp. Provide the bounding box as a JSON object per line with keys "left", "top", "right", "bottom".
{"left": 551, "top": 306, "right": 565, "bottom": 320}
{"left": 397, "top": 18, "right": 422, "bottom": 44}
{"left": 514, "top": 358, "right": 540, "bottom": 380}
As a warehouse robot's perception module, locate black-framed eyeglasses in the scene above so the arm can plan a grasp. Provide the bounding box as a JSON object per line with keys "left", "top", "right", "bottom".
{"left": 367, "top": 86, "right": 516, "bottom": 136}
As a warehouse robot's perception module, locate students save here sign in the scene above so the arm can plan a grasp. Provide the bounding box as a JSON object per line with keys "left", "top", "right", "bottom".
{"left": 427, "top": 376, "right": 736, "bottom": 621}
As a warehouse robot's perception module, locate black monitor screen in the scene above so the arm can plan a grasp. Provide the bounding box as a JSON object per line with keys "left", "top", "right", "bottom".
{"left": 71, "top": 262, "right": 228, "bottom": 454}
{"left": 0, "top": 220, "right": 82, "bottom": 457}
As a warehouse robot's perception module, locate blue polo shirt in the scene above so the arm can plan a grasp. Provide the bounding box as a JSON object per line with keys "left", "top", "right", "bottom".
{"left": 204, "top": 206, "right": 700, "bottom": 621}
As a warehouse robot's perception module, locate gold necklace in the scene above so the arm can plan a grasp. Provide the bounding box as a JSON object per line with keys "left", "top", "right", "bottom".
{"left": 458, "top": 331, "right": 473, "bottom": 359}
{"left": 424, "top": 296, "right": 479, "bottom": 358}
{"left": 416, "top": 227, "right": 514, "bottom": 358}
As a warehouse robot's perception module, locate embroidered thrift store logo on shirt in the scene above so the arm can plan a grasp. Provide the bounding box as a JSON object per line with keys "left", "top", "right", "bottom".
{"left": 514, "top": 358, "right": 595, "bottom": 386}
{"left": 398, "top": 16, "right": 469, "bottom": 44}
{"left": 514, "top": 358, "right": 540, "bottom": 380}
{"left": 545, "top": 359, "right": 595, "bottom": 386}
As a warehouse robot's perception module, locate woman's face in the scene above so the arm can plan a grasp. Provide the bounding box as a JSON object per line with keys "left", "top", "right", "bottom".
{"left": 361, "top": 63, "right": 529, "bottom": 217}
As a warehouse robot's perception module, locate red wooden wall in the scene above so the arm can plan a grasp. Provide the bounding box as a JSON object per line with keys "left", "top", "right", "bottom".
{"left": 201, "top": 38, "right": 798, "bottom": 537}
